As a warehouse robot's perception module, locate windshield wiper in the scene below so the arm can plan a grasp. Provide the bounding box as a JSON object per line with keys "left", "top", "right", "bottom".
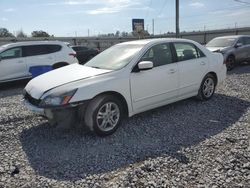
{"left": 90, "top": 66, "right": 101, "bottom": 69}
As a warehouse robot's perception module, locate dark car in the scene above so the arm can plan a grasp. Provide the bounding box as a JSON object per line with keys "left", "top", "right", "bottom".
{"left": 206, "top": 35, "right": 250, "bottom": 70}
{"left": 72, "top": 46, "right": 99, "bottom": 64}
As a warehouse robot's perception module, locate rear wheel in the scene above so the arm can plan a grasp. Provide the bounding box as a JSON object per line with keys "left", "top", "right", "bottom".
{"left": 87, "top": 55, "right": 95, "bottom": 61}
{"left": 197, "top": 74, "right": 216, "bottom": 101}
{"left": 226, "top": 56, "right": 235, "bottom": 71}
{"left": 84, "top": 95, "right": 123, "bottom": 136}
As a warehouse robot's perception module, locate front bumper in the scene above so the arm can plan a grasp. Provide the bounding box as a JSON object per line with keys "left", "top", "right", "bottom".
{"left": 23, "top": 99, "right": 54, "bottom": 119}
{"left": 23, "top": 99, "right": 45, "bottom": 116}
{"left": 23, "top": 98, "right": 90, "bottom": 120}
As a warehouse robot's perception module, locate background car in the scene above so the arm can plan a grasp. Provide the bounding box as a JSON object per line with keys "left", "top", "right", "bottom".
{"left": 71, "top": 46, "right": 99, "bottom": 64}
{"left": 206, "top": 35, "right": 250, "bottom": 70}
{"left": 0, "top": 41, "right": 78, "bottom": 83}
{"left": 24, "top": 38, "right": 226, "bottom": 136}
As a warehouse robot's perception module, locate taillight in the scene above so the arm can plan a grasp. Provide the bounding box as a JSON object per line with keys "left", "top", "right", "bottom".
{"left": 69, "top": 53, "right": 77, "bottom": 58}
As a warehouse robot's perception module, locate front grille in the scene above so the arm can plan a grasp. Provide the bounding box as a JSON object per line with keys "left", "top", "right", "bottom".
{"left": 24, "top": 92, "right": 41, "bottom": 107}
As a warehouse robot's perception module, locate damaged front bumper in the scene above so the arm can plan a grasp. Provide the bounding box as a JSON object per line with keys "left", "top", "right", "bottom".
{"left": 23, "top": 98, "right": 89, "bottom": 120}
{"left": 23, "top": 99, "right": 54, "bottom": 119}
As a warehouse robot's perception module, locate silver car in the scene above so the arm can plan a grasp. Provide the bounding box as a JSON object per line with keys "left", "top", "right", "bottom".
{"left": 206, "top": 35, "right": 250, "bottom": 70}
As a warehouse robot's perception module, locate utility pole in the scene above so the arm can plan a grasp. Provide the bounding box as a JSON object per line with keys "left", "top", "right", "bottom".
{"left": 152, "top": 19, "right": 155, "bottom": 35}
{"left": 176, "top": 0, "right": 180, "bottom": 38}
{"left": 88, "top": 29, "right": 90, "bottom": 37}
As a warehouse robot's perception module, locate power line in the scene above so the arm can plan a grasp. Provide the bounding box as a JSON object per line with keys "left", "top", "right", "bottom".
{"left": 155, "top": 4, "right": 250, "bottom": 20}
{"left": 157, "top": 0, "right": 168, "bottom": 17}
{"left": 234, "top": 0, "right": 250, "bottom": 5}
{"left": 145, "top": 0, "right": 152, "bottom": 19}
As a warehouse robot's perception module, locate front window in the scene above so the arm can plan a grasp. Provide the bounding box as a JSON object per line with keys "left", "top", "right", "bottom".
{"left": 206, "top": 38, "right": 236, "bottom": 47}
{"left": 0, "top": 47, "right": 22, "bottom": 60}
{"left": 85, "top": 44, "right": 144, "bottom": 70}
{"left": 140, "top": 43, "right": 173, "bottom": 67}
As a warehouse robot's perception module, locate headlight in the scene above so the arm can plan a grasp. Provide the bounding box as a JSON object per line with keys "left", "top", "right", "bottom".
{"left": 220, "top": 50, "right": 225, "bottom": 54}
{"left": 40, "top": 89, "right": 77, "bottom": 107}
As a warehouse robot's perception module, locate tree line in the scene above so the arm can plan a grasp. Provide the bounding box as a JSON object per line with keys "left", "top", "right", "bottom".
{"left": 0, "top": 28, "right": 51, "bottom": 38}
{"left": 0, "top": 28, "right": 151, "bottom": 38}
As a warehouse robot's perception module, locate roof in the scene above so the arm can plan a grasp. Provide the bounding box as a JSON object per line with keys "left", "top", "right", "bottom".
{"left": 0, "top": 40, "right": 65, "bottom": 49}
{"left": 214, "top": 35, "right": 250, "bottom": 39}
{"left": 117, "top": 38, "right": 195, "bottom": 46}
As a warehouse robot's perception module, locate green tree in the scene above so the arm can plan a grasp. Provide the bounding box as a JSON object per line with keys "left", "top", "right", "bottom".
{"left": 115, "top": 31, "right": 120, "bottom": 37}
{"left": 0, "top": 28, "right": 14, "bottom": 37}
{"left": 132, "top": 30, "right": 150, "bottom": 38}
{"left": 31, "top": 30, "right": 50, "bottom": 37}
{"left": 16, "top": 29, "right": 27, "bottom": 38}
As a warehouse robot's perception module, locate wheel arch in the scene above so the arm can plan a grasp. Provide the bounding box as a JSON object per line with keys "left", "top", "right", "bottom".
{"left": 206, "top": 72, "right": 218, "bottom": 86}
{"left": 93, "top": 91, "right": 129, "bottom": 117}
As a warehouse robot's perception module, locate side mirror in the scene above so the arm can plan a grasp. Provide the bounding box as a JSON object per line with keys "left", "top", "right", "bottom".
{"left": 138, "top": 61, "right": 153, "bottom": 71}
{"left": 235, "top": 43, "right": 243, "bottom": 48}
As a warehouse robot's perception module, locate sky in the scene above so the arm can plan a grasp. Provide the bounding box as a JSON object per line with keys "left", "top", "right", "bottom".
{"left": 0, "top": 0, "right": 250, "bottom": 37}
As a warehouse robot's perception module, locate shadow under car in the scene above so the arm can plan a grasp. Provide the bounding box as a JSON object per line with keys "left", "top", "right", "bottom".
{"left": 20, "top": 93, "right": 250, "bottom": 181}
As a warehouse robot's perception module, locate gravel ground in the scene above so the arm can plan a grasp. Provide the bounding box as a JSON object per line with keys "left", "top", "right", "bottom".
{"left": 0, "top": 65, "right": 249, "bottom": 188}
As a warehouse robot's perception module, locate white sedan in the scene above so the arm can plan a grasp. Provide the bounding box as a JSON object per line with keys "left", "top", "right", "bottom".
{"left": 23, "top": 38, "right": 226, "bottom": 136}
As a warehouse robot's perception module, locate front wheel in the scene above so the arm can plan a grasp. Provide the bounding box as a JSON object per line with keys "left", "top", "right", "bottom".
{"left": 196, "top": 74, "right": 216, "bottom": 101}
{"left": 226, "top": 56, "right": 235, "bottom": 71}
{"left": 84, "top": 95, "right": 123, "bottom": 136}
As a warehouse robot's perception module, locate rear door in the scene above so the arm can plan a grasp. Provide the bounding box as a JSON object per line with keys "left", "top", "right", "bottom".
{"left": 23, "top": 45, "right": 55, "bottom": 75}
{"left": 0, "top": 47, "right": 28, "bottom": 82}
{"left": 173, "top": 42, "right": 208, "bottom": 97}
{"left": 130, "top": 43, "right": 179, "bottom": 112}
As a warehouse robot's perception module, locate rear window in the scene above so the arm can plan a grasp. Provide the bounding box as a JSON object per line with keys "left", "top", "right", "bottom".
{"left": 173, "top": 42, "right": 205, "bottom": 61}
{"left": 72, "top": 46, "right": 88, "bottom": 51}
{"left": 23, "top": 44, "right": 61, "bottom": 57}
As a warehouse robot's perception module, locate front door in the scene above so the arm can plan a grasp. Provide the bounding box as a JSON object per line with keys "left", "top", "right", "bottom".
{"left": 0, "top": 47, "right": 27, "bottom": 82}
{"left": 235, "top": 37, "right": 250, "bottom": 62}
{"left": 130, "top": 43, "right": 179, "bottom": 112}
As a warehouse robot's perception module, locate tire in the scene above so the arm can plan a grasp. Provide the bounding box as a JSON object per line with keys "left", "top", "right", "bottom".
{"left": 196, "top": 74, "right": 216, "bottom": 101}
{"left": 87, "top": 55, "right": 94, "bottom": 61}
{"left": 226, "top": 55, "right": 235, "bottom": 71}
{"left": 53, "top": 63, "right": 68, "bottom": 69}
{"left": 84, "top": 95, "right": 123, "bottom": 136}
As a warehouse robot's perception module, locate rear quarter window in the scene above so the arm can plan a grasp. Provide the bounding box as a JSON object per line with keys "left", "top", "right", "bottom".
{"left": 23, "top": 44, "right": 62, "bottom": 57}
{"left": 174, "top": 42, "right": 206, "bottom": 61}
{"left": 47, "top": 45, "right": 62, "bottom": 53}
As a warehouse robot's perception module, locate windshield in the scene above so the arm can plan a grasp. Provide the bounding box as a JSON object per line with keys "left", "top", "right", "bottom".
{"left": 85, "top": 44, "right": 144, "bottom": 70}
{"left": 206, "top": 38, "right": 236, "bottom": 47}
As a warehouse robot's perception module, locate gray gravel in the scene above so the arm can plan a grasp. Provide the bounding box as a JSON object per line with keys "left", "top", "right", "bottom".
{"left": 0, "top": 66, "right": 249, "bottom": 188}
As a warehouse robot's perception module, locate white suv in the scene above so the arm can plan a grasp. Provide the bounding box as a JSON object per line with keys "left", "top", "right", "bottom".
{"left": 0, "top": 41, "right": 78, "bottom": 83}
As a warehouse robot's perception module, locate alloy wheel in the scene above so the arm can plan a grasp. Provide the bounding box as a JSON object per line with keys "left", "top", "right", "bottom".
{"left": 202, "top": 77, "right": 215, "bottom": 98}
{"left": 96, "top": 102, "right": 120, "bottom": 132}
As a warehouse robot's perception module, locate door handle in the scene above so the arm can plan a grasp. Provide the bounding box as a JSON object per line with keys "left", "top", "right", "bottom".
{"left": 169, "top": 69, "right": 177, "bottom": 74}
{"left": 17, "top": 60, "right": 24, "bottom": 63}
{"left": 200, "top": 61, "right": 206, "bottom": 65}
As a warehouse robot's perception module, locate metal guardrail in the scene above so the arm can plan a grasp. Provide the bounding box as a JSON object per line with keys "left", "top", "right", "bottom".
{"left": 1, "top": 27, "right": 250, "bottom": 50}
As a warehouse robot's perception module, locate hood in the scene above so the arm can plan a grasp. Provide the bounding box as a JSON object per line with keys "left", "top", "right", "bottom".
{"left": 206, "top": 47, "right": 225, "bottom": 52}
{"left": 25, "top": 64, "right": 112, "bottom": 99}
{"left": 206, "top": 46, "right": 232, "bottom": 53}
